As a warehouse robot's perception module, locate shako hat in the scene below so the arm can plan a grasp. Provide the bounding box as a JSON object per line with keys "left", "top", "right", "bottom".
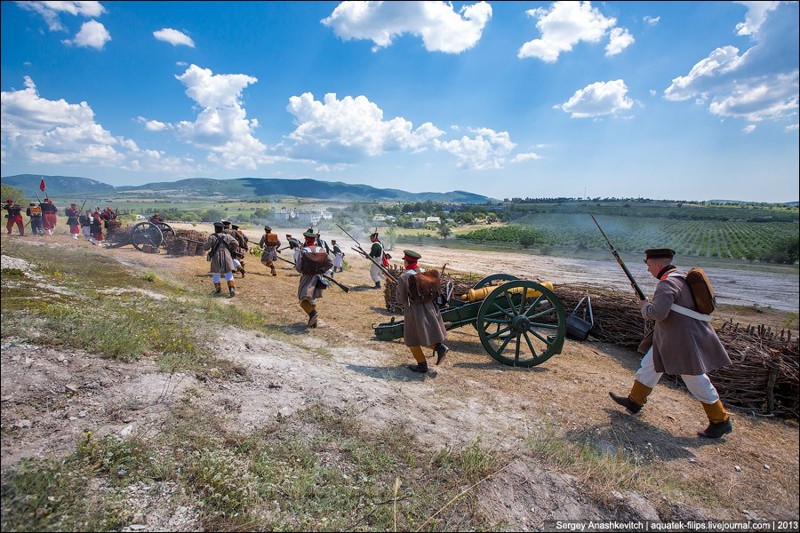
{"left": 302, "top": 230, "right": 317, "bottom": 238}
{"left": 221, "top": 220, "right": 231, "bottom": 227}
{"left": 231, "top": 224, "right": 239, "bottom": 230}
{"left": 213, "top": 222, "right": 224, "bottom": 231}
{"left": 264, "top": 225, "right": 272, "bottom": 231}
{"left": 403, "top": 249, "right": 421, "bottom": 260}
{"left": 644, "top": 247, "right": 676, "bottom": 259}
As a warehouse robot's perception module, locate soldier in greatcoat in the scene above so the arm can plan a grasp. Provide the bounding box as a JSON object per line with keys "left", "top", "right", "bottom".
{"left": 221, "top": 220, "right": 245, "bottom": 277}
{"left": 295, "top": 230, "right": 331, "bottom": 328}
{"left": 231, "top": 224, "right": 249, "bottom": 277}
{"left": 203, "top": 222, "right": 239, "bottom": 297}
{"left": 258, "top": 225, "right": 281, "bottom": 276}
{"left": 609, "top": 247, "right": 733, "bottom": 439}
{"left": 395, "top": 250, "right": 449, "bottom": 373}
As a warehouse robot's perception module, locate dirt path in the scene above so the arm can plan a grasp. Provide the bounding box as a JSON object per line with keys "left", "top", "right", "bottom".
{"left": 2, "top": 232, "right": 798, "bottom": 528}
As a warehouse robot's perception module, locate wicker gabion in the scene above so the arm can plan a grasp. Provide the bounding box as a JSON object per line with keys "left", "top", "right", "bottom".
{"left": 383, "top": 270, "right": 799, "bottom": 418}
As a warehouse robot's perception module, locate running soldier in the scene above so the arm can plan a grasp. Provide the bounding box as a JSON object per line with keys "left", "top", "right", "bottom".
{"left": 27, "top": 202, "right": 44, "bottom": 236}
{"left": 40, "top": 198, "right": 58, "bottom": 235}
{"left": 295, "top": 230, "right": 332, "bottom": 328}
{"left": 259, "top": 225, "right": 281, "bottom": 276}
{"left": 203, "top": 222, "right": 239, "bottom": 297}
{"left": 231, "top": 224, "right": 249, "bottom": 278}
{"left": 65, "top": 203, "right": 81, "bottom": 239}
{"left": 4, "top": 198, "right": 24, "bottom": 236}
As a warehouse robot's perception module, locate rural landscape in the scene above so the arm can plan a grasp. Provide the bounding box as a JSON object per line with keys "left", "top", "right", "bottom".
{"left": 1, "top": 174, "right": 798, "bottom": 531}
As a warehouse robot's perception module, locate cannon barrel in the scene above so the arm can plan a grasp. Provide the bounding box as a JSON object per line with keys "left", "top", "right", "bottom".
{"left": 461, "top": 281, "right": 554, "bottom": 303}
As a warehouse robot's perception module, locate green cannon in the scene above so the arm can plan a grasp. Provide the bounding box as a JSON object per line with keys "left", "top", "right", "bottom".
{"left": 374, "top": 274, "right": 567, "bottom": 367}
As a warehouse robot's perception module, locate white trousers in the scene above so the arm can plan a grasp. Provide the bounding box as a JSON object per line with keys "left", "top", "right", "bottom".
{"left": 211, "top": 272, "right": 234, "bottom": 283}
{"left": 635, "top": 348, "right": 720, "bottom": 404}
{"left": 370, "top": 262, "right": 385, "bottom": 283}
{"left": 333, "top": 253, "right": 343, "bottom": 269}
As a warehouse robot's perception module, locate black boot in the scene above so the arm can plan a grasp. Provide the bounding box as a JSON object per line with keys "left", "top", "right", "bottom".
{"left": 435, "top": 343, "right": 449, "bottom": 365}
{"left": 698, "top": 419, "right": 733, "bottom": 439}
{"left": 227, "top": 281, "right": 236, "bottom": 298}
{"left": 408, "top": 362, "right": 428, "bottom": 373}
{"left": 609, "top": 392, "right": 642, "bottom": 414}
{"left": 307, "top": 310, "right": 318, "bottom": 328}
{"left": 374, "top": 281, "right": 381, "bottom": 289}
{"left": 213, "top": 282, "right": 222, "bottom": 296}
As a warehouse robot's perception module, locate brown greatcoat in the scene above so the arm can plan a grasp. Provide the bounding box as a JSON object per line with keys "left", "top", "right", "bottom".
{"left": 203, "top": 232, "right": 238, "bottom": 274}
{"left": 641, "top": 269, "right": 731, "bottom": 375}
{"left": 396, "top": 268, "right": 446, "bottom": 347}
{"left": 295, "top": 245, "right": 327, "bottom": 301}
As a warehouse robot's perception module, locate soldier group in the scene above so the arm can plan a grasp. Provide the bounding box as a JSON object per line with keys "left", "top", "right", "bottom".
{"left": 3, "top": 197, "right": 118, "bottom": 243}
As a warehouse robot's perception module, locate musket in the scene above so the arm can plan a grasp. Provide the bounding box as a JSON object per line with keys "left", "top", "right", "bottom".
{"left": 590, "top": 215, "right": 646, "bottom": 300}
{"left": 336, "top": 223, "right": 397, "bottom": 283}
{"left": 275, "top": 255, "right": 350, "bottom": 293}
{"left": 79, "top": 198, "right": 89, "bottom": 214}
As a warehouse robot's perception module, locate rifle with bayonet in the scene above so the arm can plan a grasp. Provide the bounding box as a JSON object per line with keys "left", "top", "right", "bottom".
{"left": 335, "top": 223, "right": 398, "bottom": 283}
{"left": 591, "top": 215, "right": 646, "bottom": 300}
{"left": 275, "top": 255, "right": 350, "bottom": 293}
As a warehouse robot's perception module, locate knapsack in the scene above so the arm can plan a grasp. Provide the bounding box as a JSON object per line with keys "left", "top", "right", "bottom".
{"left": 686, "top": 267, "right": 716, "bottom": 314}
{"left": 407, "top": 270, "right": 441, "bottom": 304}
{"left": 300, "top": 250, "right": 333, "bottom": 275}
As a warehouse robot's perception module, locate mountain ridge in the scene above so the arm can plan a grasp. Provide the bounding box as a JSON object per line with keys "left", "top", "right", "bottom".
{"left": 1, "top": 174, "right": 496, "bottom": 204}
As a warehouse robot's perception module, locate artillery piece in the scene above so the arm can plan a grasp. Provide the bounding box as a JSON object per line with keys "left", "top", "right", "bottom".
{"left": 374, "top": 274, "right": 567, "bottom": 367}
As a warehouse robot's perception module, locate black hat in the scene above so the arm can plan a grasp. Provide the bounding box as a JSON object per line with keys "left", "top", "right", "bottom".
{"left": 403, "top": 249, "right": 421, "bottom": 260}
{"left": 264, "top": 225, "right": 272, "bottom": 231}
{"left": 231, "top": 224, "right": 239, "bottom": 230}
{"left": 644, "top": 247, "right": 675, "bottom": 259}
{"left": 221, "top": 220, "right": 231, "bottom": 226}
{"left": 213, "top": 222, "right": 224, "bottom": 231}
{"left": 303, "top": 230, "right": 317, "bottom": 238}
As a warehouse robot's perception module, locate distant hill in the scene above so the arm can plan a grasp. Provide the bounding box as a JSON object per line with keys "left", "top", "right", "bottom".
{"left": 1, "top": 174, "right": 494, "bottom": 204}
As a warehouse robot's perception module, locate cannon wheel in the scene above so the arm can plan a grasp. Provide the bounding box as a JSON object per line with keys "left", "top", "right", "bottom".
{"left": 130, "top": 221, "right": 165, "bottom": 252}
{"left": 475, "top": 280, "right": 566, "bottom": 367}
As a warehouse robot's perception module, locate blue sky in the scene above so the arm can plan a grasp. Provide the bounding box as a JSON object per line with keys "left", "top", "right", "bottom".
{"left": 1, "top": 1, "right": 798, "bottom": 202}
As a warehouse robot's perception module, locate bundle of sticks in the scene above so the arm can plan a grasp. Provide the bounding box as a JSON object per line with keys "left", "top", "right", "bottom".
{"left": 165, "top": 230, "right": 207, "bottom": 256}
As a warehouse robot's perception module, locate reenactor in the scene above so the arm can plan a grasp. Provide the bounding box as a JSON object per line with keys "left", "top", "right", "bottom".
{"left": 395, "top": 250, "right": 449, "bottom": 373}
{"left": 65, "top": 203, "right": 81, "bottom": 239}
{"left": 4, "top": 198, "right": 24, "bottom": 236}
{"left": 221, "top": 220, "right": 245, "bottom": 276}
{"left": 331, "top": 239, "right": 344, "bottom": 273}
{"left": 230, "top": 224, "right": 249, "bottom": 278}
{"left": 27, "top": 202, "right": 44, "bottom": 236}
{"left": 203, "top": 222, "right": 239, "bottom": 297}
{"left": 259, "top": 225, "right": 281, "bottom": 276}
{"left": 368, "top": 231, "right": 387, "bottom": 289}
{"left": 286, "top": 233, "right": 302, "bottom": 263}
{"left": 295, "top": 230, "right": 332, "bottom": 328}
{"left": 40, "top": 198, "right": 58, "bottom": 234}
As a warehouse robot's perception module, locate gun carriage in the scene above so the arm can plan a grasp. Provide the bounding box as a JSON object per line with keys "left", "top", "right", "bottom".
{"left": 374, "top": 273, "right": 567, "bottom": 367}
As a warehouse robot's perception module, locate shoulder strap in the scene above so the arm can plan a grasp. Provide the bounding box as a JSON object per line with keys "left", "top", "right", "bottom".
{"left": 670, "top": 303, "right": 712, "bottom": 322}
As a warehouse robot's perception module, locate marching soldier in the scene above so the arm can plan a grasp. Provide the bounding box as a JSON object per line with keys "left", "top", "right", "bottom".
{"left": 40, "top": 198, "right": 58, "bottom": 235}
{"left": 65, "top": 203, "right": 81, "bottom": 239}
{"left": 395, "top": 250, "right": 448, "bottom": 373}
{"left": 231, "top": 224, "right": 249, "bottom": 277}
{"left": 203, "top": 222, "right": 239, "bottom": 297}
{"left": 609, "top": 247, "right": 734, "bottom": 439}
{"left": 258, "top": 225, "right": 281, "bottom": 276}
{"left": 27, "top": 202, "right": 44, "bottom": 236}
{"left": 4, "top": 198, "right": 24, "bottom": 236}
{"left": 89, "top": 208, "right": 104, "bottom": 243}
{"left": 331, "top": 239, "right": 344, "bottom": 273}
{"left": 295, "top": 230, "right": 332, "bottom": 328}
{"left": 368, "top": 231, "right": 387, "bottom": 289}
{"left": 221, "top": 220, "right": 245, "bottom": 276}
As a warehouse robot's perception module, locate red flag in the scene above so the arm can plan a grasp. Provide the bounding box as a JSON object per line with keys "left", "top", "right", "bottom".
{"left": 39, "top": 177, "right": 46, "bottom": 192}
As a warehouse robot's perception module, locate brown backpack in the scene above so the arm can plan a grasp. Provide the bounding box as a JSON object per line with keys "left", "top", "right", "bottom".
{"left": 407, "top": 270, "right": 441, "bottom": 304}
{"left": 300, "top": 251, "right": 333, "bottom": 275}
{"left": 686, "top": 267, "right": 716, "bottom": 314}
{"left": 266, "top": 233, "right": 279, "bottom": 246}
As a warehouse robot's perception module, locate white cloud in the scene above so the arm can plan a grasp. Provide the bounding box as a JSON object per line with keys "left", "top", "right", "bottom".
{"left": 321, "top": 1, "right": 492, "bottom": 53}
{"left": 432, "top": 128, "right": 516, "bottom": 170}
{"left": 734, "top": 1, "right": 779, "bottom": 36}
{"left": 154, "top": 28, "right": 195, "bottom": 48}
{"left": 643, "top": 15, "right": 660, "bottom": 26}
{"left": 664, "top": 2, "right": 798, "bottom": 124}
{"left": 518, "top": 1, "right": 633, "bottom": 62}
{"left": 606, "top": 27, "right": 634, "bottom": 57}
{"left": 136, "top": 116, "right": 172, "bottom": 131}
{"left": 172, "top": 64, "right": 271, "bottom": 169}
{"left": 16, "top": 1, "right": 106, "bottom": 31}
{"left": 556, "top": 79, "right": 634, "bottom": 118}
{"left": 285, "top": 92, "right": 444, "bottom": 163}
{"left": 1, "top": 76, "right": 123, "bottom": 166}
{"left": 742, "top": 124, "right": 757, "bottom": 133}
{"left": 512, "top": 152, "right": 542, "bottom": 163}
{"left": 64, "top": 20, "right": 111, "bottom": 49}
{"left": 0, "top": 76, "right": 199, "bottom": 174}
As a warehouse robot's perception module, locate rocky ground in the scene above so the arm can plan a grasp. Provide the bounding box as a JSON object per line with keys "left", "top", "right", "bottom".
{"left": 1, "top": 229, "right": 798, "bottom": 529}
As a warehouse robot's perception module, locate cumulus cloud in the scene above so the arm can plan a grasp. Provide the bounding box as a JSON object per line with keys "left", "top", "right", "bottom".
{"left": 518, "top": 1, "right": 633, "bottom": 62}
{"left": 512, "top": 152, "right": 542, "bottom": 163}
{"left": 154, "top": 28, "right": 195, "bottom": 47}
{"left": 0, "top": 76, "right": 198, "bottom": 174}
{"left": 556, "top": 79, "right": 634, "bottom": 118}
{"left": 285, "top": 92, "right": 444, "bottom": 162}
{"left": 321, "top": 1, "right": 492, "bottom": 53}
{"left": 643, "top": 15, "right": 660, "bottom": 26}
{"left": 16, "top": 1, "right": 106, "bottom": 31}
{"left": 432, "top": 128, "right": 516, "bottom": 170}
{"left": 136, "top": 116, "right": 172, "bottom": 131}
{"left": 171, "top": 64, "right": 271, "bottom": 169}
{"left": 63, "top": 20, "right": 111, "bottom": 49}
{"left": 664, "top": 2, "right": 798, "bottom": 124}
